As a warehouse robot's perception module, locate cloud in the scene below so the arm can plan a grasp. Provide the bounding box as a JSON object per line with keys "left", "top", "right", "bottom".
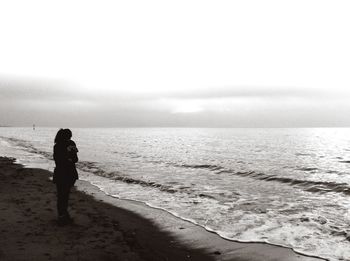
{"left": 1, "top": 76, "right": 350, "bottom": 127}
{"left": 157, "top": 86, "right": 347, "bottom": 100}
{"left": 2, "top": 75, "right": 346, "bottom": 106}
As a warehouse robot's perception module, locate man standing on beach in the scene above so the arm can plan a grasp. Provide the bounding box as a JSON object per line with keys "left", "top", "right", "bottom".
{"left": 53, "top": 128, "right": 79, "bottom": 225}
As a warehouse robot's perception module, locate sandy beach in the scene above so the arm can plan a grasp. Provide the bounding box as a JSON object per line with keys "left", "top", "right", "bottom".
{"left": 0, "top": 156, "right": 325, "bottom": 261}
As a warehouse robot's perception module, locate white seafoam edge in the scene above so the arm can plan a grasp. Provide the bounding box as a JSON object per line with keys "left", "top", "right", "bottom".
{"left": 76, "top": 169, "right": 329, "bottom": 261}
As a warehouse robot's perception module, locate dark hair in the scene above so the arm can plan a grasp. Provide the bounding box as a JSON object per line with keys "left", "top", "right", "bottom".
{"left": 54, "top": 129, "right": 65, "bottom": 144}
{"left": 63, "top": 129, "right": 72, "bottom": 140}
{"left": 54, "top": 128, "right": 72, "bottom": 144}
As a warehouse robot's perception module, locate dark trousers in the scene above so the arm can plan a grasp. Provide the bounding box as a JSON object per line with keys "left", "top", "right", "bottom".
{"left": 56, "top": 182, "right": 72, "bottom": 217}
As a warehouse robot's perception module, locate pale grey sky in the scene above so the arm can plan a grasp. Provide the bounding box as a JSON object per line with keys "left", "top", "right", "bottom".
{"left": 1, "top": 0, "right": 350, "bottom": 127}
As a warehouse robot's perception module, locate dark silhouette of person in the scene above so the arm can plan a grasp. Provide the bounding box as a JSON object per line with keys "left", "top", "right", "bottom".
{"left": 53, "top": 128, "right": 79, "bottom": 225}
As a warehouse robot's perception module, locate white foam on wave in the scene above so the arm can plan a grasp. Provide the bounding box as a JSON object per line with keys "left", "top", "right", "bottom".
{"left": 83, "top": 174, "right": 331, "bottom": 260}
{"left": 76, "top": 168, "right": 334, "bottom": 260}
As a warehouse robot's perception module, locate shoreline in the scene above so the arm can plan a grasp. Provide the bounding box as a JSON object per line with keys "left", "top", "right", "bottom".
{"left": 0, "top": 156, "right": 325, "bottom": 261}
{"left": 85, "top": 180, "right": 328, "bottom": 261}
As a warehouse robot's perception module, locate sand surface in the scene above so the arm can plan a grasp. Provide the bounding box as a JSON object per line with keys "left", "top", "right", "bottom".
{"left": 0, "top": 157, "right": 325, "bottom": 261}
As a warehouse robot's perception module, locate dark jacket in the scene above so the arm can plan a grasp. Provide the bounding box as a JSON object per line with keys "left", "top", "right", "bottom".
{"left": 53, "top": 140, "right": 79, "bottom": 185}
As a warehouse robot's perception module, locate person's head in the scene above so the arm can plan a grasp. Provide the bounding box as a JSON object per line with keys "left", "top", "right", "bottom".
{"left": 63, "top": 129, "right": 72, "bottom": 140}
{"left": 54, "top": 129, "right": 65, "bottom": 144}
{"left": 54, "top": 128, "right": 72, "bottom": 144}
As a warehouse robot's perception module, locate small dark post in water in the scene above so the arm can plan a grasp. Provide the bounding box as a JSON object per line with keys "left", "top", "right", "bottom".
{"left": 33, "top": 124, "right": 35, "bottom": 130}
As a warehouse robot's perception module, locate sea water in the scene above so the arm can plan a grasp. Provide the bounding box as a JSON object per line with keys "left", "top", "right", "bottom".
{"left": 1, "top": 127, "right": 350, "bottom": 260}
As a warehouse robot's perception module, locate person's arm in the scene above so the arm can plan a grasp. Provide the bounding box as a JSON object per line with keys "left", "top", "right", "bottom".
{"left": 67, "top": 141, "right": 79, "bottom": 163}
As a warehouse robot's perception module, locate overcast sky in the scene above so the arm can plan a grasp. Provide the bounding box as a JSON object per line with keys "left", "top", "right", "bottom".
{"left": 1, "top": 0, "right": 350, "bottom": 127}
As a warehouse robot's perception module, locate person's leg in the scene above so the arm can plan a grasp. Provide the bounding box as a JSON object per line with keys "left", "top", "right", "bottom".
{"left": 56, "top": 183, "right": 72, "bottom": 224}
{"left": 56, "top": 183, "right": 65, "bottom": 217}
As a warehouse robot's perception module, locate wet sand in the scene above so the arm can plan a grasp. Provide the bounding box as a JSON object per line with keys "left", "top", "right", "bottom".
{"left": 0, "top": 157, "right": 325, "bottom": 261}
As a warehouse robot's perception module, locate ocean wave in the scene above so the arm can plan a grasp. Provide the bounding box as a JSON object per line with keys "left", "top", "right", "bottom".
{"left": 76, "top": 160, "right": 241, "bottom": 201}
{"left": 339, "top": 160, "right": 350, "bottom": 164}
{"left": 116, "top": 151, "right": 225, "bottom": 171}
{"left": 297, "top": 167, "right": 318, "bottom": 172}
{"left": 78, "top": 158, "right": 350, "bottom": 199}
{"left": 218, "top": 169, "right": 350, "bottom": 196}
{"left": 1, "top": 136, "right": 53, "bottom": 160}
{"left": 295, "top": 152, "right": 316, "bottom": 157}
{"left": 77, "top": 160, "right": 190, "bottom": 195}
{"left": 3, "top": 135, "right": 350, "bottom": 199}
{"left": 173, "top": 163, "right": 224, "bottom": 171}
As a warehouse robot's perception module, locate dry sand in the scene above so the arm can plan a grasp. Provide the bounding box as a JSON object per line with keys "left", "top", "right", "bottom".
{"left": 0, "top": 157, "right": 325, "bottom": 261}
